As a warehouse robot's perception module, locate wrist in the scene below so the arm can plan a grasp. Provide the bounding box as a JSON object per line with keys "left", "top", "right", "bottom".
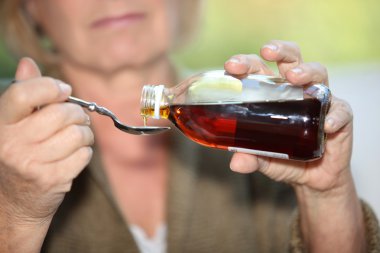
{"left": 0, "top": 203, "right": 53, "bottom": 253}
{"left": 293, "top": 169, "right": 366, "bottom": 253}
{"left": 2, "top": 217, "right": 52, "bottom": 253}
{"left": 294, "top": 168, "right": 361, "bottom": 226}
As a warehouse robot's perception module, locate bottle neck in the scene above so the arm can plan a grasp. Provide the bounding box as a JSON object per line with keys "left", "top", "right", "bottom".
{"left": 141, "top": 85, "right": 169, "bottom": 120}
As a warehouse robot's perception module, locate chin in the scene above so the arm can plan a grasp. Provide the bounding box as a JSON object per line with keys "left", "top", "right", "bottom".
{"left": 89, "top": 46, "right": 167, "bottom": 74}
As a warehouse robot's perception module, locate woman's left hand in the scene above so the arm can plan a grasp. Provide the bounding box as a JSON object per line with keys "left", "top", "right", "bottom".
{"left": 225, "top": 41, "right": 367, "bottom": 253}
{"left": 225, "top": 40, "right": 353, "bottom": 193}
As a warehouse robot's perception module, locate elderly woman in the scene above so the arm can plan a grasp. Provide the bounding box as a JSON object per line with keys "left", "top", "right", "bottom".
{"left": 0, "top": 0, "right": 379, "bottom": 253}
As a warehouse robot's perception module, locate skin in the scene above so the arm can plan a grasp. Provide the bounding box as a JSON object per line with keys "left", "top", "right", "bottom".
{"left": 225, "top": 41, "right": 365, "bottom": 252}
{"left": 26, "top": 0, "right": 175, "bottom": 240}
{"left": 28, "top": 0, "right": 177, "bottom": 74}
{"left": 0, "top": 58, "right": 94, "bottom": 252}
{"left": 0, "top": 1, "right": 366, "bottom": 253}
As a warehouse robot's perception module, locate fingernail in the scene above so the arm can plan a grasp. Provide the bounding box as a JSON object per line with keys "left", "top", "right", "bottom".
{"left": 291, "top": 67, "right": 303, "bottom": 74}
{"left": 263, "top": 44, "right": 278, "bottom": 52}
{"left": 56, "top": 79, "right": 72, "bottom": 94}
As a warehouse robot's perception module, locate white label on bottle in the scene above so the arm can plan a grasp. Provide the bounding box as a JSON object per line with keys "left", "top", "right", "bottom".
{"left": 228, "top": 147, "right": 289, "bottom": 159}
{"left": 153, "top": 85, "right": 164, "bottom": 119}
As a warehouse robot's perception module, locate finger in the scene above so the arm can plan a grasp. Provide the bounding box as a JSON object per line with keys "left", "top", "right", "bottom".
{"left": 0, "top": 78, "right": 72, "bottom": 124}
{"left": 25, "top": 103, "right": 90, "bottom": 142}
{"left": 284, "top": 62, "right": 329, "bottom": 86}
{"left": 54, "top": 146, "right": 93, "bottom": 183}
{"left": 15, "top": 57, "right": 42, "bottom": 81}
{"left": 36, "top": 125, "right": 94, "bottom": 162}
{"left": 224, "top": 54, "right": 274, "bottom": 76}
{"left": 42, "top": 146, "right": 93, "bottom": 187}
{"left": 324, "top": 96, "right": 353, "bottom": 134}
{"left": 260, "top": 40, "right": 303, "bottom": 77}
{"left": 230, "top": 153, "right": 260, "bottom": 173}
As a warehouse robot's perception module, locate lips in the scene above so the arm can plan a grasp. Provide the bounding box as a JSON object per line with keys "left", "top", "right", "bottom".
{"left": 91, "top": 13, "right": 146, "bottom": 29}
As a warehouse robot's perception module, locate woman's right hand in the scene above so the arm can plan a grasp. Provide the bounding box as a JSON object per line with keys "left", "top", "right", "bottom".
{"left": 0, "top": 58, "right": 93, "bottom": 241}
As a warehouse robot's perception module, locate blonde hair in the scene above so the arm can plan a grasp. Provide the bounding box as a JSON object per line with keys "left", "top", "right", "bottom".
{"left": 0, "top": 0, "right": 201, "bottom": 76}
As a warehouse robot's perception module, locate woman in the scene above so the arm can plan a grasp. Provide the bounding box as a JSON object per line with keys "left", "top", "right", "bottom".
{"left": 0, "top": 0, "right": 378, "bottom": 252}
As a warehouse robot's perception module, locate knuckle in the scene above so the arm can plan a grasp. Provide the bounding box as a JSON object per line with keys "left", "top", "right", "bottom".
{"left": 0, "top": 139, "right": 25, "bottom": 170}
{"left": 74, "top": 147, "right": 93, "bottom": 169}
{"left": 341, "top": 99, "right": 353, "bottom": 119}
{"left": 42, "top": 77, "right": 61, "bottom": 99}
{"left": 246, "top": 55, "right": 267, "bottom": 73}
{"left": 310, "top": 62, "right": 327, "bottom": 73}
{"left": 80, "top": 126, "right": 93, "bottom": 145}
{"left": 71, "top": 104, "right": 87, "bottom": 119}
{"left": 7, "top": 84, "right": 29, "bottom": 106}
{"left": 248, "top": 54, "right": 261, "bottom": 61}
{"left": 58, "top": 103, "right": 86, "bottom": 124}
{"left": 38, "top": 171, "right": 58, "bottom": 191}
{"left": 19, "top": 158, "right": 40, "bottom": 180}
{"left": 290, "top": 41, "right": 300, "bottom": 51}
{"left": 68, "top": 125, "right": 85, "bottom": 143}
{"left": 63, "top": 103, "right": 82, "bottom": 118}
{"left": 0, "top": 139, "right": 51, "bottom": 186}
{"left": 281, "top": 41, "right": 302, "bottom": 58}
{"left": 230, "top": 54, "right": 249, "bottom": 63}
{"left": 82, "top": 146, "right": 93, "bottom": 161}
{"left": 0, "top": 137, "right": 33, "bottom": 175}
{"left": 45, "top": 104, "right": 68, "bottom": 124}
{"left": 247, "top": 54, "right": 266, "bottom": 68}
{"left": 55, "top": 103, "right": 83, "bottom": 122}
{"left": 332, "top": 97, "right": 353, "bottom": 120}
{"left": 283, "top": 41, "right": 300, "bottom": 51}
{"left": 87, "top": 129, "right": 95, "bottom": 145}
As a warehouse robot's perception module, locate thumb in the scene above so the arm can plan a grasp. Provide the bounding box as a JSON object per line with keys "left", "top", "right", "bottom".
{"left": 15, "top": 57, "right": 42, "bottom": 81}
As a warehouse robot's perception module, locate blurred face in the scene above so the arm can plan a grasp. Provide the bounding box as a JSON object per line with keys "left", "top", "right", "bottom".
{"left": 27, "top": 0, "right": 177, "bottom": 73}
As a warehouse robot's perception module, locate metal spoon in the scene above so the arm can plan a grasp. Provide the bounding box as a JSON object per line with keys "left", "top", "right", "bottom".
{"left": 67, "top": 96, "right": 170, "bottom": 135}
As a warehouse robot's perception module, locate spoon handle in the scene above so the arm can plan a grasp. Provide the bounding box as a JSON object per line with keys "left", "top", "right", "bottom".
{"left": 67, "top": 96, "right": 93, "bottom": 108}
{"left": 67, "top": 96, "right": 115, "bottom": 118}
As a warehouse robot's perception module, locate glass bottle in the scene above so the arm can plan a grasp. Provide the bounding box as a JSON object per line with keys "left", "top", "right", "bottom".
{"left": 140, "top": 70, "right": 331, "bottom": 161}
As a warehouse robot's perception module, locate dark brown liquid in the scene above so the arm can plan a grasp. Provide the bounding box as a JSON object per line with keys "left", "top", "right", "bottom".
{"left": 167, "top": 98, "right": 325, "bottom": 161}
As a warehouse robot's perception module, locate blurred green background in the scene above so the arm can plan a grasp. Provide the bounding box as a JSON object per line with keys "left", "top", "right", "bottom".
{"left": 175, "top": 0, "right": 380, "bottom": 70}
{"left": 1, "top": 0, "right": 379, "bottom": 77}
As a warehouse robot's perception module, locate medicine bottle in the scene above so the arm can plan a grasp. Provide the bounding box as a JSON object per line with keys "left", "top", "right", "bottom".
{"left": 140, "top": 70, "right": 331, "bottom": 161}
